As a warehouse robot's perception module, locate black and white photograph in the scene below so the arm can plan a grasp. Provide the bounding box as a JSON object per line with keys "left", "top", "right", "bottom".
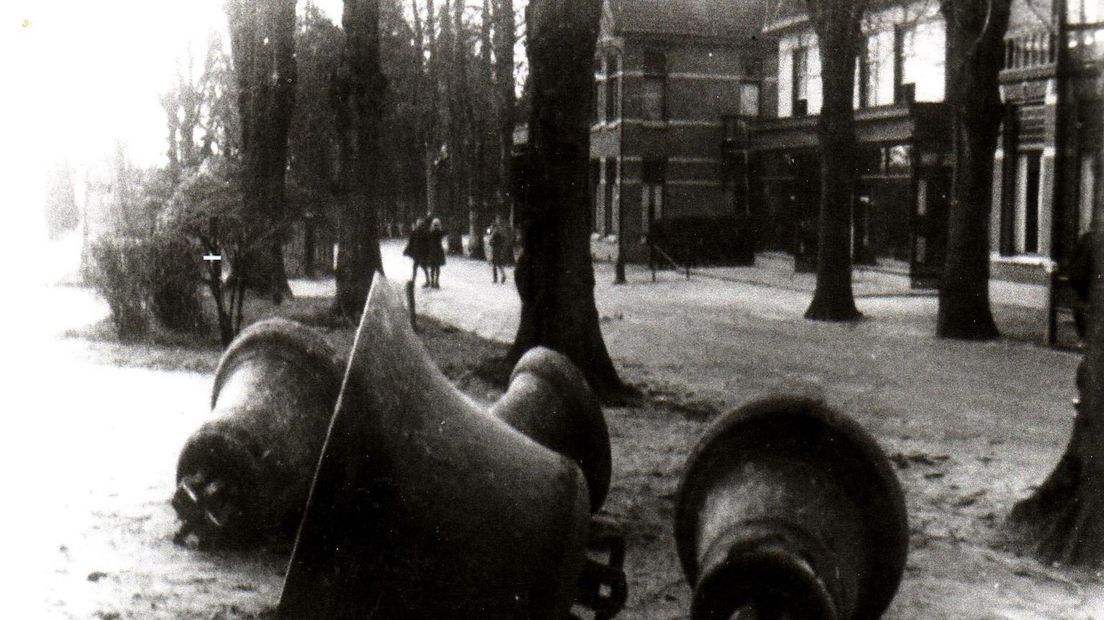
{"left": 7, "top": 0, "right": 1104, "bottom": 617}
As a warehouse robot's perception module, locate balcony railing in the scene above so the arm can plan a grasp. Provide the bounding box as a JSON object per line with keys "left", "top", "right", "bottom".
{"left": 1004, "top": 29, "right": 1056, "bottom": 70}
{"left": 1068, "top": 23, "right": 1104, "bottom": 66}
{"left": 1004, "top": 23, "right": 1104, "bottom": 72}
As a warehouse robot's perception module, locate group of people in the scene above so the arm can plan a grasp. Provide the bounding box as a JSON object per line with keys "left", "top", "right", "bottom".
{"left": 403, "top": 217, "right": 447, "bottom": 288}
{"left": 402, "top": 217, "right": 514, "bottom": 288}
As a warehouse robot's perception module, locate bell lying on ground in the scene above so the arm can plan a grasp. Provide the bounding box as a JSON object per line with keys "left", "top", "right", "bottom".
{"left": 674, "top": 397, "right": 909, "bottom": 620}
{"left": 172, "top": 318, "right": 345, "bottom": 548}
{"left": 277, "top": 274, "right": 622, "bottom": 619}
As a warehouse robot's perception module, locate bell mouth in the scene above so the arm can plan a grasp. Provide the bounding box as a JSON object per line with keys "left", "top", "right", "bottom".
{"left": 690, "top": 546, "right": 838, "bottom": 620}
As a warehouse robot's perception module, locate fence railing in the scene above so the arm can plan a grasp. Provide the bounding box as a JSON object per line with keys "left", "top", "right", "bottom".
{"left": 1004, "top": 29, "right": 1056, "bottom": 70}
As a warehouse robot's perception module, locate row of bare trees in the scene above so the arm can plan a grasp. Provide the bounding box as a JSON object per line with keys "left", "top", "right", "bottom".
{"left": 408, "top": 0, "right": 518, "bottom": 257}
{"left": 801, "top": 0, "right": 1015, "bottom": 341}
{"left": 802, "top": 0, "right": 1104, "bottom": 566}
{"left": 145, "top": 0, "right": 520, "bottom": 328}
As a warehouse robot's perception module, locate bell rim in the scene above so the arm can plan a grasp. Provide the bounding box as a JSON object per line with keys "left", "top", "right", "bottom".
{"left": 673, "top": 395, "right": 909, "bottom": 620}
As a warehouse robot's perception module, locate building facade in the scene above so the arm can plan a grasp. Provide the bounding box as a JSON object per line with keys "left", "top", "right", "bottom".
{"left": 589, "top": 0, "right": 770, "bottom": 263}
{"left": 750, "top": 1, "right": 955, "bottom": 284}
{"left": 995, "top": 0, "right": 1102, "bottom": 289}
{"left": 586, "top": 0, "right": 1102, "bottom": 301}
{"left": 750, "top": 0, "right": 1102, "bottom": 289}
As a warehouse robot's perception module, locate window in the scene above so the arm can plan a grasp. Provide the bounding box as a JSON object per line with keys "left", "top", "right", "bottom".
{"left": 1079, "top": 154, "right": 1097, "bottom": 236}
{"left": 897, "top": 21, "right": 945, "bottom": 102}
{"left": 642, "top": 51, "right": 666, "bottom": 121}
{"left": 642, "top": 159, "right": 665, "bottom": 237}
{"left": 603, "top": 158, "right": 617, "bottom": 235}
{"left": 860, "top": 32, "right": 891, "bottom": 107}
{"left": 606, "top": 53, "right": 621, "bottom": 122}
{"left": 886, "top": 145, "right": 911, "bottom": 173}
{"left": 1010, "top": 151, "right": 1042, "bottom": 254}
{"left": 792, "top": 46, "right": 809, "bottom": 116}
{"left": 739, "top": 82, "right": 760, "bottom": 117}
{"left": 594, "top": 56, "right": 604, "bottom": 123}
{"left": 1069, "top": 0, "right": 1101, "bottom": 23}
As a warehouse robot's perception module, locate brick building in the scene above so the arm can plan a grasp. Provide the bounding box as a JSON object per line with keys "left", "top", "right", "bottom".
{"left": 748, "top": 0, "right": 1102, "bottom": 290}
{"left": 588, "top": 0, "right": 771, "bottom": 264}
{"left": 582, "top": 0, "right": 1102, "bottom": 306}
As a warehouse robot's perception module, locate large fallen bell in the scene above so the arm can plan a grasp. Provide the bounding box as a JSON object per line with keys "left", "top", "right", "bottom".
{"left": 490, "top": 346, "right": 611, "bottom": 511}
{"left": 172, "top": 318, "right": 345, "bottom": 547}
{"left": 674, "top": 397, "right": 908, "bottom": 620}
{"left": 277, "top": 274, "right": 596, "bottom": 619}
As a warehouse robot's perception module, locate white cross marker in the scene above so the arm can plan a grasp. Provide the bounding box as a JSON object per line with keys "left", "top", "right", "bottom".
{"left": 203, "top": 253, "right": 222, "bottom": 262}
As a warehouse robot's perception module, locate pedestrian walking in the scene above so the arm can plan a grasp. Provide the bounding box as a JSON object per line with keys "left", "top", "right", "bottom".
{"left": 403, "top": 217, "right": 430, "bottom": 286}
{"left": 488, "top": 220, "right": 509, "bottom": 284}
{"left": 427, "top": 218, "right": 446, "bottom": 288}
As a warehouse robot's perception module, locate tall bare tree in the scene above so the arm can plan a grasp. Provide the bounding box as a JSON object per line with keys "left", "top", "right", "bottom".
{"left": 936, "top": 0, "right": 1013, "bottom": 339}
{"left": 332, "top": 0, "right": 388, "bottom": 317}
{"left": 492, "top": 0, "right": 515, "bottom": 225}
{"left": 510, "top": 0, "right": 625, "bottom": 397}
{"left": 288, "top": 4, "right": 342, "bottom": 279}
{"left": 225, "top": 0, "right": 298, "bottom": 302}
{"left": 803, "top": 0, "right": 867, "bottom": 321}
{"left": 466, "top": 0, "right": 495, "bottom": 260}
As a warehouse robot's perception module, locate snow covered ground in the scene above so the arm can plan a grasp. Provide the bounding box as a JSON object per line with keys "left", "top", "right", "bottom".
{"left": 11, "top": 236, "right": 1103, "bottom": 618}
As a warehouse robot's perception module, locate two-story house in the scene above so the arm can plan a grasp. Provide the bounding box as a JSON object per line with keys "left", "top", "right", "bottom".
{"left": 589, "top": 0, "right": 771, "bottom": 264}
{"left": 751, "top": 0, "right": 954, "bottom": 283}
{"left": 749, "top": 0, "right": 1102, "bottom": 291}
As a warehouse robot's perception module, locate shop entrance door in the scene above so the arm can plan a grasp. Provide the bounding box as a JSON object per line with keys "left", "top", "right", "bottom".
{"left": 911, "top": 166, "right": 951, "bottom": 288}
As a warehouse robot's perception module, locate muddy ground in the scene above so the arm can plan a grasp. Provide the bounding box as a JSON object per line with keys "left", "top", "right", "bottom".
{"left": 21, "top": 283, "right": 1104, "bottom": 619}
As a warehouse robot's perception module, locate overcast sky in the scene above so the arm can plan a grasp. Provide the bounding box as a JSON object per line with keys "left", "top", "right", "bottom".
{"left": 2, "top": 0, "right": 524, "bottom": 252}
{"left": 6, "top": 0, "right": 344, "bottom": 168}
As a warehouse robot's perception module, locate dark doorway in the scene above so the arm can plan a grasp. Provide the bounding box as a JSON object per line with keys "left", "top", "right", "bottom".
{"left": 603, "top": 159, "right": 616, "bottom": 235}
{"left": 911, "top": 165, "right": 951, "bottom": 288}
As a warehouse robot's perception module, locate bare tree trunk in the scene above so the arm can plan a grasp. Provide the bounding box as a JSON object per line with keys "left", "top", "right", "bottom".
{"left": 493, "top": 0, "right": 515, "bottom": 224}
{"left": 803, "top": 1, "right": 864, "bottom": 321}
{"left": 226, "top": 0, "right": 297, "bottom": 303}
{"left": 467, "top": 0, "right": 496, "bottom": 261}
{"left": 333, "top": 0, "right": 387, "bottom": 318}
{"left": 510, "top": 0, "right": 626, "bottom": 398}
{"left": 445, "top": 0, "right": 466, "bottom": 255}
{"left": 936, "top": 0, "right": 1011, "bottom": 339}
{"left": 410, "top": 0, "right": 429, "bottom": 222}
{"left": 424, "top": 0, "right": 439, "bottom": 218}
{"left": 1009, "top": 166, "right": 1104, "bottom": 564}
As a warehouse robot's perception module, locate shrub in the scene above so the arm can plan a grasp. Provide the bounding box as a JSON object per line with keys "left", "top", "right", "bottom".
{"left": 146, "top": 234, "right": 205, "bottom": 333}
{"left": 86, "top": 238, "right": 152, "bottom": 341}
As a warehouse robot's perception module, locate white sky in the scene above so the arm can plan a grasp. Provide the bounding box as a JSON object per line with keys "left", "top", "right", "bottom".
{"left": 1, "top": 0, "right": 343, "bottom": 257}
{"left": 0, "top": 0, "right": 522, "bottom": 261}
{"left": 4, "top": 0, "right": 343, "bottom": 168}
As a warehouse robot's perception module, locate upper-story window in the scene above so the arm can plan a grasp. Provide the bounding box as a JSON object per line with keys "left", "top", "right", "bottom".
{"left": 1069, "top": 0, "right": 1101, "bottom": 23}
{"left": 594, "top": 56, "right": 604, "bottom": 123}
{"left": 641, "top": 159, "right": 666, "bottom": 237}
{"left": 860, "top": 32, "right": 891, "bottom": 107}
{"left": 900, "top": 19, "right": 945, "bottom": 102}
{"left": 606, "top": 53, "right": 621, "bottom": 122}
{"left": 791, "top": 46, "right": 809, "bottom": 116}
{"left": 642, "top": 50, "right": 667, "bottom": 121}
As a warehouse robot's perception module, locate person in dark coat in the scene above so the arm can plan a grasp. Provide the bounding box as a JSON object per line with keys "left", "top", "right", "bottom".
{"left": 403, "top": 217, "right": 430, "bottom": 286}
{"left": 1070, "top": 231, "right": 1094, "bottom": 341}
{"left": 427, "top": 218, "right": 446, "bottom": 288}
{"left": 488, "top": 219, "right": 509, "bottom": 284}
